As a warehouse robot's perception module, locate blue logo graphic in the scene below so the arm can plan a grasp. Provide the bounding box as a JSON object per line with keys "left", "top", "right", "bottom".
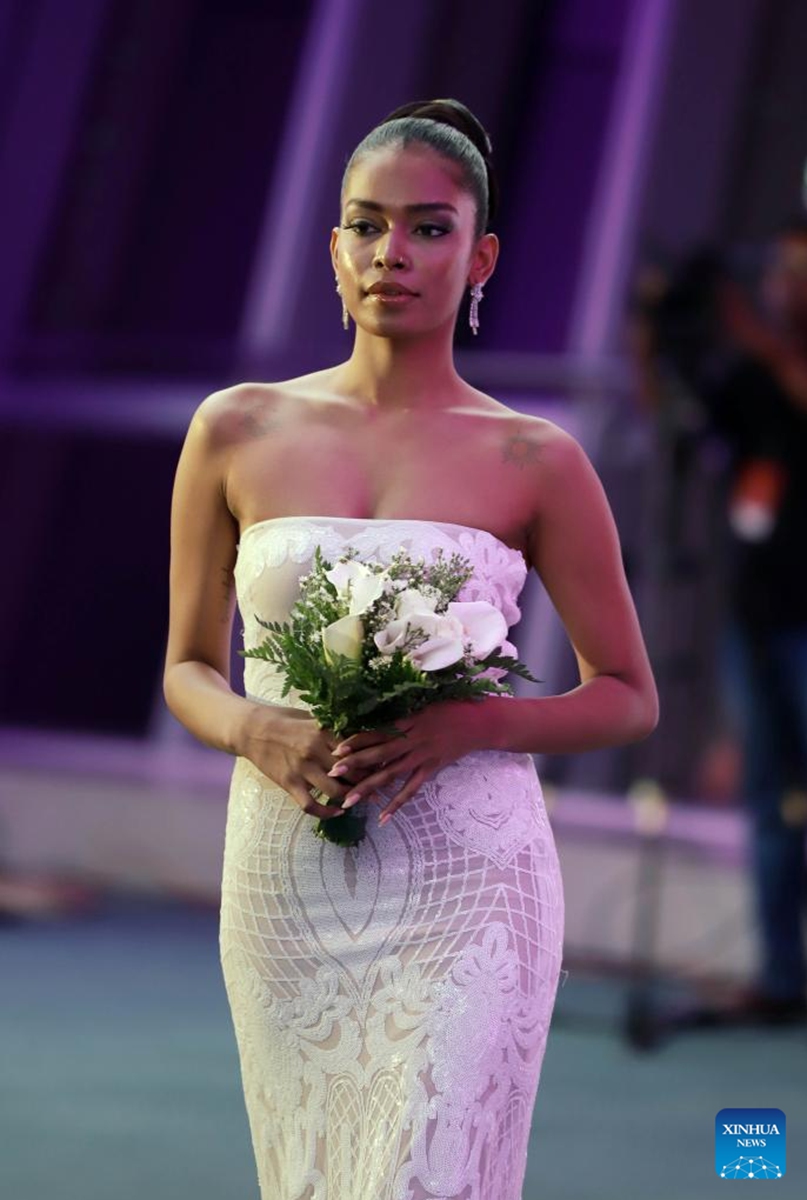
{"left": 715, "top": 1108, "right": 786, "bottom": 1179}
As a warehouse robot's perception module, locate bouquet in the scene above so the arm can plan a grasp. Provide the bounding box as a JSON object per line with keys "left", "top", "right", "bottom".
{"left": 240, "top": 545, "right": 538, "bottom": 847}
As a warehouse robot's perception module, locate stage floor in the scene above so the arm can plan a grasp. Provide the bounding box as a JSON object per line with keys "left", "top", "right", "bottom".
{"left": 1, "top": 889, "right": 805, "bottom": 1200}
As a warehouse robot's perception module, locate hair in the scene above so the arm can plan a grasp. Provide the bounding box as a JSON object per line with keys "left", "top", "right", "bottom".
{"left": 341, "top": 98, "right": 499, "bottom": 239}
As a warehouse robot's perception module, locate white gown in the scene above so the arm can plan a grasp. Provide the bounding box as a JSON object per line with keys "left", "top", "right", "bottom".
{"left": 219, "top": 516, "right": 566, "bottom": 1200}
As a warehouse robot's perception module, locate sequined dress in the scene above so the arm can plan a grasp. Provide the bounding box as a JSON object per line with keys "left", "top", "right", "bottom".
{"left": 219, "top": 516, "right": 566, "bottom": 1200}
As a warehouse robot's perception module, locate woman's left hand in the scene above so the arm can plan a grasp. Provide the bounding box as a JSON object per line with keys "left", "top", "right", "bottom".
{"left": 326, "top": 698, "right": 495, "bottom": 824}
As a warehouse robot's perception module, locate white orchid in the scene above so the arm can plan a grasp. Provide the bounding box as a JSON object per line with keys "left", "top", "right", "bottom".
{"left": 408, "top": 613, "right": 467, "bottom": 671}
{"left": 374, "top": 610, "right": 466, "bottom": 670}
{"left": 325, "top": 559, "right": 389, "bottom": 616}
{"left": 445, "top": 600, "right": 508, "bottom": 658}
{"left": 373, "top": 598, "right": 509, "bottom": 673}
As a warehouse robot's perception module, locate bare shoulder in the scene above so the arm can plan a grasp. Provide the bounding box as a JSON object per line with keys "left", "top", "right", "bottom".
{"left": 520, "top": 414, "right": 618, "bottom": 562}
{"left": 513, "top": 417, "right": 608, "bottom": 521}
{"left": 188, "top": 381, "right": 288, "bottom": 449}
{"left": 461, "top": 387, "right": 570, "bottom": 448}
{"left": 190, "top": 368, "right": 341, "bottom": 448}
{"left": 496, "top": 411, "right": 576, "bottom": 471}
{"left": 465, "top": 394, "right": 582, "bottom": 478}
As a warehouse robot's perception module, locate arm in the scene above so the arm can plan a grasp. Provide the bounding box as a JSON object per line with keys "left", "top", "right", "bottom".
{"left": 162, "top": 392, "right": 349, "bottom": 819}
{"left": 490, "top": 428, "right": 659, "bottom": 754}
{"left": 326, "top": 429, "right": 659, "bottom": 819}
{"left": 163, "top": 393, "right": 258, "bottom": 754}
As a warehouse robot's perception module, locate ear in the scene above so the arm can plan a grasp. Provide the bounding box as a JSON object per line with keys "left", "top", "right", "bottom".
{"left": 468, "top": 232, "right": 499, "bottom": 288}
{"left": 330, "top": 226, "right": 340, "bottom": 276}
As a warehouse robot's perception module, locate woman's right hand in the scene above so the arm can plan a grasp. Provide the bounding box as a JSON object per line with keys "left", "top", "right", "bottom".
{"left": 238, "top": 704, "right": 360, "bottom": 820}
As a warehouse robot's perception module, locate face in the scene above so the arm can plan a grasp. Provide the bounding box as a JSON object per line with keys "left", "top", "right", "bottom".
{"left": 330, "top": 143, "right": 498, "bottom": 339}
{"left": 761, "top": 234, "right": 807, "bottom": 330}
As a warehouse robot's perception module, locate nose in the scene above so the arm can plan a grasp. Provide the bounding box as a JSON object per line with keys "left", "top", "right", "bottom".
{"left": 372, "top": 232, "right": 408, "bottom": 270}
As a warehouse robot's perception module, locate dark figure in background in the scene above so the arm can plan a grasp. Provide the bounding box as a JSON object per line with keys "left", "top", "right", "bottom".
{"left": 633, "top": 220, "right": 807, "bottom": 1023}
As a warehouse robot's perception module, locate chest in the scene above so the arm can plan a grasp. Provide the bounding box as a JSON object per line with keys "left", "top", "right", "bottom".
{"left": 229, "top": 417, "right": 521, "bottom": 522}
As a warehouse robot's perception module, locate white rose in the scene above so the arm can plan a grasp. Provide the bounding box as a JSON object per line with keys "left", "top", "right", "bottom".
{"left": 325, "top": 560, "right": 388, "bottom": 615}
{"left": 373, "top": 616, "right": 411, "bottom": 656}
{"left": 445, "top": 600, "right": 508, "bottom": 658}
{"left": 394, "top": 587, "right": 440, "bottom": 618}
{"left": 321, "top": 614, "right": 364, "bottom": 664}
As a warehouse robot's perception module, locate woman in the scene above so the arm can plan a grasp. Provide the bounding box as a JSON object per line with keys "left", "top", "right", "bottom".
{"left": 164, "top": 99, "right": 658, "bottom": 1200}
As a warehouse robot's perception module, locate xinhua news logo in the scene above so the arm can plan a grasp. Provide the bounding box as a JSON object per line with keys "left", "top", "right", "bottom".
{"left": 715, "top": 1108, "right": 786, "bottom": 1179}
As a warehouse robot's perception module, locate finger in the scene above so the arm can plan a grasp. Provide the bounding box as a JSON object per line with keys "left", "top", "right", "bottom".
{"left": 320, "top": 737, "right": 385, "bottom": 780}
{"left": 307, "top": 765, "right": 353, "bottom": 803}
{"left": 331, "top": 731, "right": 385, "bottom": 755}
{"left": 340, "top": 758, "right": 417, "bottom": 809}
{"left": 288, "top": 781, "right": 347, "bottom": 820}
{"left": 327, "top": 742, "right": 409, "bottom": 777}
{"left": 324, "top": 764, "right": 378, "bottom": 789}
{"left": 332, "top": 726, "right": 411, "bottom": 756}
{"left": 378, "top": 768, "right": 429, "bottom": 824}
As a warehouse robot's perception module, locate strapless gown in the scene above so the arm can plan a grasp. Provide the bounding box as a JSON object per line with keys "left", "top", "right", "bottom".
{"left": 219, "top": 516, "right": 566, "bottom": 1200}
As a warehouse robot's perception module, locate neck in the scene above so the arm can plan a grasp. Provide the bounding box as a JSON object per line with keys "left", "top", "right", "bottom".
{"left": 335, "top": 324, "right": 464, "bottom": 410}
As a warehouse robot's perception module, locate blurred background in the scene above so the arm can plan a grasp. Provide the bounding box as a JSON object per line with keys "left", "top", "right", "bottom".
{"left": 2, "top": 0, "right": 807, "bottom": 1197}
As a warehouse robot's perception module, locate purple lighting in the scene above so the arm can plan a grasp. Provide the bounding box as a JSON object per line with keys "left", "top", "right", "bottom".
{"left": 569, "top": 0, "right": 675, "bottom": 355}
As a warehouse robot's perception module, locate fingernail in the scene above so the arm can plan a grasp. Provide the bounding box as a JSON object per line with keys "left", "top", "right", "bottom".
{"left": 343, "top": 791, "right": 361, "bottom": 806}
{"left": 328, "top": 763, "right": 348, "bottom": 776}
{"left": 333, "top": 744, "right": 351, "bottom": 756}
{"left": 378, "top": 811, "right": 391, "bottom": 826}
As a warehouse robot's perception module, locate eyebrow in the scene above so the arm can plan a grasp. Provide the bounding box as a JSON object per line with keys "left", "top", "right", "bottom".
{"left": 344, "top": 199, "right": 458, "bottom": 215}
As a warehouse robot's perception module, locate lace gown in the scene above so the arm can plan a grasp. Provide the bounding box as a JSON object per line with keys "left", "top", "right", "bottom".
{"left": 219, "top": 516, "right": 566, "bottom": 1200}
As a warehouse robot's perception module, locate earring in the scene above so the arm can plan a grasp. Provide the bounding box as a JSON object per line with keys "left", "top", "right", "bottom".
{"left": 469, "top": 282, "right": 484, "bottom": 335}
{"left": 335, "top": 276, "right": 349, "bottom": 330}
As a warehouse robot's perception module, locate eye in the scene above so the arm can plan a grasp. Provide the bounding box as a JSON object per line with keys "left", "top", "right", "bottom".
{"left": 342, "top": 220, "right": 378, "bottom": 236}
{"left": 417, "top": 223, "right": 451, "bottom": 238}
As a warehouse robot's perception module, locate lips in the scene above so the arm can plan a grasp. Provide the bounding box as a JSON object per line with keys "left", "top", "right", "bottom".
{"left": 366, "top": 282, "right": 417, "bottom": 296}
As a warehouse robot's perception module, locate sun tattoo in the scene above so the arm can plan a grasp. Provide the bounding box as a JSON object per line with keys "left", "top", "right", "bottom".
{"left": 502, "top": 430, "right": 542, "bottom": 469}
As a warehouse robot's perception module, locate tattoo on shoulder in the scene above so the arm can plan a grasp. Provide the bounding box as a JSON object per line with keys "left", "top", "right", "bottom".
{"left": 502, "top": 430, "right": 542, "bottom": 469}
{"left": 239, "top": 397, "right": 281, "bottom": 441}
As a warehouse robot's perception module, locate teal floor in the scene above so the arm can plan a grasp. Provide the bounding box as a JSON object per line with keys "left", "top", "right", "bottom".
{"left": 1, "top": 892, "right": 804, "bottom": 1200}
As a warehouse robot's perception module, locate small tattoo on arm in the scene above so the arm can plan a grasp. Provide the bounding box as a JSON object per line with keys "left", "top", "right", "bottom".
{"left": 502, "top": 433, "right": 541, "bottom": 469}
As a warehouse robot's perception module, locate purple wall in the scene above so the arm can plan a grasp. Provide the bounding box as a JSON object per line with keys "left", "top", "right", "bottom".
{"left": 2, "top": 0, "right": 802, "bottom": 744}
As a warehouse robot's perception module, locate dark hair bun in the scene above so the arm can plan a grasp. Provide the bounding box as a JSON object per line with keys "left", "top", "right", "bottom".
{"left": 380, "top": 98, "right": 499, "bottom": 225}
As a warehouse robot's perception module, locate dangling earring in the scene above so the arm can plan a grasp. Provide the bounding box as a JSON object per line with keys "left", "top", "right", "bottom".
{"left": 469, "top": 282, "right": 484, "bottom": 335}
{"left": 335, "top": 277, "right": 349, "bottom": 331}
